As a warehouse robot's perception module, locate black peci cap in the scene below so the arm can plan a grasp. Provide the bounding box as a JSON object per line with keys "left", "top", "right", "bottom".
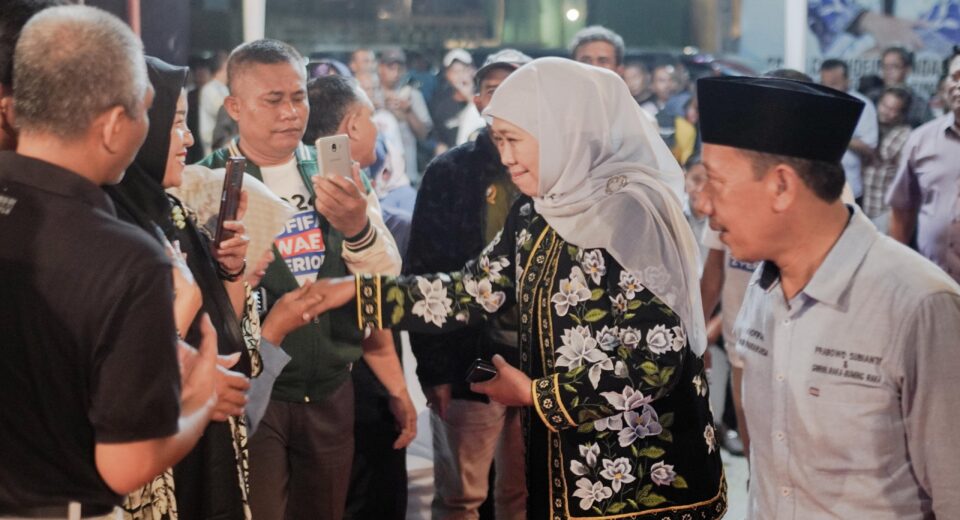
{"left": 697, "top": 76, "right": 864, "bottom": 164}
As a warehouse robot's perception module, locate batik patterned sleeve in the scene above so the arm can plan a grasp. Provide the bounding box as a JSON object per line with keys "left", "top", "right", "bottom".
{"left": 356, "top": 207, "right": 520, "bottom": 333}
{"left": 531, "top": 254, "right": 688, "bottom": 435}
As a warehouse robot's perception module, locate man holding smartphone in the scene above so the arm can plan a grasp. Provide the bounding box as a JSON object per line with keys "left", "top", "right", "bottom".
{"left": 303, "top": 73, "right": 414, "bottom": 520}
{"left": 199, "top": 39, "right": 408, "bottom": 520}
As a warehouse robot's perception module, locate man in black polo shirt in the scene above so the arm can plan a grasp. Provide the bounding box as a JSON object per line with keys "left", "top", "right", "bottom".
{"left": 0, "top": 6, "right": 233, "bottom": 518}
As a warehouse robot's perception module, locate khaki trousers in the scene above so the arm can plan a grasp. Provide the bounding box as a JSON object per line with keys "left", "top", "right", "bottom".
{"left": 430, "top": 399, "right": 527, "bottom": 520}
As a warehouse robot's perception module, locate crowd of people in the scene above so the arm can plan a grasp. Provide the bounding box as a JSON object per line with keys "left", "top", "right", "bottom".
{"left": 1, "top": 2, "right": 959, "bottom": 520}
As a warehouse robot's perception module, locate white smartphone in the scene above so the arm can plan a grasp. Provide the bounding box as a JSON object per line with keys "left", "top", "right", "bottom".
{"left": 315, "top": 134, "right": 352, "bottom": 178}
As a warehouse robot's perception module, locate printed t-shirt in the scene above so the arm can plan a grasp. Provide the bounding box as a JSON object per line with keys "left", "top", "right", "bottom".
{"left": 260, "top": 158, "right": 325, "bottom": 286}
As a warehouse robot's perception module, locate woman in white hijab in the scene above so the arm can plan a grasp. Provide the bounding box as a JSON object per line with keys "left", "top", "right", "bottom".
{"left": 311, "top": 58, "right": 725, "bottom": 519}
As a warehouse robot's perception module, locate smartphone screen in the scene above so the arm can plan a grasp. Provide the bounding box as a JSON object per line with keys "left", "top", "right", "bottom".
{"left": 315, "top": 134, "right": 352, "bottom": 178}
{"left": 214, "top": 156, "right": 245, "bottom": 248}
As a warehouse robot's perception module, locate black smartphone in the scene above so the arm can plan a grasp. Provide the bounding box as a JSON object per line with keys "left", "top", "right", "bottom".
{"left": 465, "top": 359, "right": 498, "bottom": 383}
{"left": 214, "top": 156, "right": 246, "bottom": 248}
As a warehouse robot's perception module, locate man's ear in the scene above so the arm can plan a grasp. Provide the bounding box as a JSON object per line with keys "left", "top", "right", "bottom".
{"left": 340, "top": 108, "right": 360, "bottom": 142}
{"left": 224, "top": 95, "right": 241, "bottom": 122}
{"left": 99, "top": 105, "right": 129, "bottom": 155}
{"left": 0, "top": 94, "right": 15, "bottom": 129}
{"left": 768, "top": 164, "right": 801, "bottom": 213}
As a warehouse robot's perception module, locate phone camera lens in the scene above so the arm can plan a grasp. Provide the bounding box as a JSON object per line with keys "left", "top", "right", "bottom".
{"left": 332, "top": 143, "right": 337, "bottom": 151}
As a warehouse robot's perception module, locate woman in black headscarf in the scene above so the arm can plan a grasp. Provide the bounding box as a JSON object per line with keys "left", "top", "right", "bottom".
{"left": 105, "top": 56, "right": 256, "bottom": 520}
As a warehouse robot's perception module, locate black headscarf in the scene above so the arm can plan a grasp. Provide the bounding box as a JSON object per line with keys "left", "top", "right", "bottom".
{"left": 104, "top": 56, "right": 249, "bottom": 375}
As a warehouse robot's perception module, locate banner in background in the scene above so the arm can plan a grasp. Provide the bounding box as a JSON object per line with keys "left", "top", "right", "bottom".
{"left": 736, "top": 0, "right": 958, "bottom": 96}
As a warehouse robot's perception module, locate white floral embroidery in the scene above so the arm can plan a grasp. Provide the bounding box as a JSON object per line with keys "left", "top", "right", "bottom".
{"left": 594, "top": 414, "right": 624, "bottom": 432}
{"left": 618, "top": 270, "right": 645, "bottom": 299}
{"left": 610, "top": 293, "right": 628, "bottom": 316}
{"left": 516, "top": 228, "right": 532, "bottom": 247}
{"left": 464, "top": 276, "right": 507, "bottom": 313}
{"left": 596, "top": 326, "right": 621, "bottom": 351}
{"left": 619, "top": 327, "right": 641, "bottom": 349}
{"left": 663, "top": 291, "right": 678, "bottom": 307}
{"left": 600, "top": 385, "right": 652, "bottom": 411}
{"left": 588, "top": 356, "right": 614, "bottom": 389}
{"left": 650, "top": 461, "right": 677, "bottom": 486}
{"left": 572, "top": 478, "right": 613, "bottom": 511}
{"left": 671, "top": 325, "right": 686, "bottom": 351}
{"left": 692, "top": 374, "right": 707, "bottom": 397}
{"left": 570, "top": 442, "right": 603, "bottom": 474}
{"left": 478, "top": 255, "right": 509, "bottom": 279}
{"left": 704, "top": 424, "right": 717, "bottom": 454}
{"left": 645, "top": 324, "right": 674, "bottom": 355}
{"left": 614, "top": 360, "right": 629, "bottom": 378}
{"left": 551, "top": 266, "right": 591, "bottom": 316}
{"left": 638, "top": 265, "right": 670, "bottom": 294}
{"left": 599, "top": 457, "right": 637, "bottom": 492}
{"left": 580, "top": 443, "right": 600, "bottom": 467}
{"left": 411, "top": 277, "right": 453, "bottom": 327}
{"left": 579, "top": 249, "right": 606, "bottom": 285}
{"left": 618, "top": 405, "right": 663, "bottom": 447}
{"left": 556, "top": 326, "right": 609, "bottom": 378}
{"left": 570, "top": 459, "right": 590, "bottom": 476}
{"left": 479, "top": 230, "right": 502, "bottom": 257}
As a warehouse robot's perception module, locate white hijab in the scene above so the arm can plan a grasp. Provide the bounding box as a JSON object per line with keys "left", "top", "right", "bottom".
{"left": 484, "top": 57, "right": 706, "bottom": 356}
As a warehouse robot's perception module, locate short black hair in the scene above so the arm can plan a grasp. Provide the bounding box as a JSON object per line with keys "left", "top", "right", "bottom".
{"left": 819, "top": 58, "right": 848, "bottom": 78}
{"left": 880, "top": 86, "right": 912, "bottom": 113}
{"left": 882, "top": 46, "right": 913, "bottom": 68}
{"left": 743, "top": 150, "right": 845, "bottom": 202}
{"left": 227, "top": 39, "right": 303, "bottom": 92}
{"left": 303, "top": 74, "right": 363, "bottom": 144}
{"left": 0, "top": 0, "right": 63, "bottom": 87}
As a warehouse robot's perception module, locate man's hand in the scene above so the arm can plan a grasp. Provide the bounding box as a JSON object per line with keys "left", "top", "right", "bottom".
{"left": 312, "top": 163, "right": 369, "bottom": 238}
{"left": 423, "top": 383, "right": 452, "bottom": 420}
{"left": 469, "top": 355, "right": 533, "bottom": 407}
{"left": 389, "top": 390, "right": 418, "bottom": 449}
{"left": 177, "top": 314, "right": 219, "bottom": 418}
{"left": 212, "top": 353, "right": 250, "bottom": 422}
{"left": 260, "top": 280, "right": 333, "bottom": 344}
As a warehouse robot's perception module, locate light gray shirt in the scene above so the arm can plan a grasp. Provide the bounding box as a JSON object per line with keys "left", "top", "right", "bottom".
{"left": 841, "top": 90, "right": 878, "bottom": 199}
{"left": 735, "top": 206, "right": 960, "bottom": 519}
{"left": 886, "top": 112, "right": 960, "bottom": 283}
